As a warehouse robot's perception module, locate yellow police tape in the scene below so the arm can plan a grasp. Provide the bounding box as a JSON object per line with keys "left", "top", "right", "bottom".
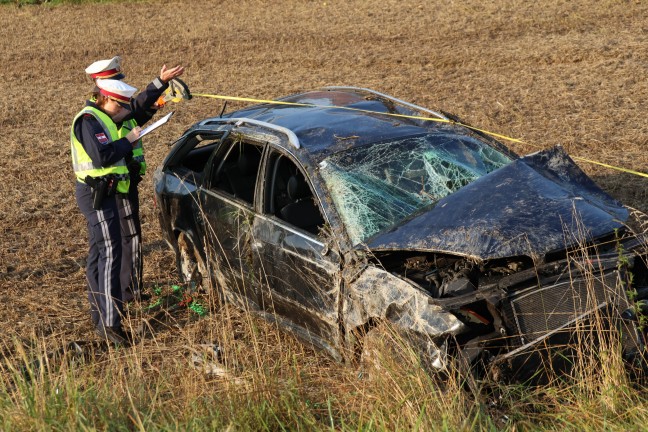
{"left": 571, "top": 157, "right": 648, "bottom": 179}
{"left": 192, "top": 92, "right": 648, "bottom": 179}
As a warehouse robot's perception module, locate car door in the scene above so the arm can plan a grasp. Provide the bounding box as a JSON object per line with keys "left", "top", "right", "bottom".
{"left": 252, "top": 150, "right": 342, "bottom": 356}
{"left": 200, "top": 137, "right": 265, "bottom": 310}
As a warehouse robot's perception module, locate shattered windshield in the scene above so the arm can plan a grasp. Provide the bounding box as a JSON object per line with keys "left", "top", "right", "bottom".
{"left": 319, "top": 133, "right": 513, "bottom": 245}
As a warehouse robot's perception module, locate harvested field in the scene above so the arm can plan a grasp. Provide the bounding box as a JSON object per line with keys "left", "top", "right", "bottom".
{"left": 1, "top": 0, "right": 648, "bottom": 429}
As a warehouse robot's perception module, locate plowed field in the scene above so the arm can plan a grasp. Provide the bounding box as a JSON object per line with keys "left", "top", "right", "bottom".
{"left": 1, "top": 0, "right": 647, "bottom": 357}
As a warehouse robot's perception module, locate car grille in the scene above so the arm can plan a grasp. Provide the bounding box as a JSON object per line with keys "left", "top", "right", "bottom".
{"left": 502, "top": 269, "right": 636, "bottom": 350}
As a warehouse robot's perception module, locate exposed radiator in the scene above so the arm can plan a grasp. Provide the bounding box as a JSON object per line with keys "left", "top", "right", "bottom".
{"left": 502, "top": 269, "right": 635, "bottom": 350}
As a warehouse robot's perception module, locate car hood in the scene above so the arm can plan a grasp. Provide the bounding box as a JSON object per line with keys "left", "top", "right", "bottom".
{"left": 364, "top": 146, "right": 628, "bottom": 261}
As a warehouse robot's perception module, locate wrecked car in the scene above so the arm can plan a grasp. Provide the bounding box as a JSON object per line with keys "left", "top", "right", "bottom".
{"left": 153, "top": 86, "right": 648, "bottom": 380}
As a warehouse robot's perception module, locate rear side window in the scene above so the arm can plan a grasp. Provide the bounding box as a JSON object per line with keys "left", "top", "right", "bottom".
{"left": 209, "top": 140, "right": 264, "bottom": 205}
{"left": 165, "top": 133, "right": 223, "bottom": 183}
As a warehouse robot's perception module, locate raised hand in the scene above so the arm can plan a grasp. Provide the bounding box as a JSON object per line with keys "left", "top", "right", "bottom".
{"left": 160, "top": 65, "right": 185, "bottom": 83}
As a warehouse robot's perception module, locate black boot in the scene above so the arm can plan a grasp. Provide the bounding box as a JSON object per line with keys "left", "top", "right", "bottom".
{"left": 95, "top": 325, "right": 131, "bottom": 346}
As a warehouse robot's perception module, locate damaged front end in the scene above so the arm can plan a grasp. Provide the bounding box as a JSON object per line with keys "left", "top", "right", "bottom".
{"left": 363, "top": 241, "right": 647, "bottom": 381}
{"left": 331, "top": 145, "right": 647, "bottom": 380}
{"left": 342, "top": 265, "right": 468, "bottom": 371}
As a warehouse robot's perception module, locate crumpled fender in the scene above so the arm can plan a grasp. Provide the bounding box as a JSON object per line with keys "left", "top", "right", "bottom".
{"left": 342, "top": 266, "right": 467, "bottom": 360}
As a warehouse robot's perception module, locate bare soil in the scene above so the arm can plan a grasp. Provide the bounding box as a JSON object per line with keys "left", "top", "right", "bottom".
{"left": 1, "top": 0, "right": 647, "bottom": 352}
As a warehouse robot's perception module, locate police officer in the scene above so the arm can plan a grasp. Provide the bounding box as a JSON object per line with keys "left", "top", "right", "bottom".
{"left": 71, "top": 79, "right": 142, "bottom": 345}
{"left": 85, "top": 56, "right": 185, "bottom": 303}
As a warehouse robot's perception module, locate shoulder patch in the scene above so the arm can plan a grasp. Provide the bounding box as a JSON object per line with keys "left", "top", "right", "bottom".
{"left": 95, "top": 132, "right": 109, "bottom": 144}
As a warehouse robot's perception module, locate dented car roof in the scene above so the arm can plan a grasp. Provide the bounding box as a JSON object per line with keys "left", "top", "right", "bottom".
{"left": 222, "top": 88, "right": 497, "bottom": 157}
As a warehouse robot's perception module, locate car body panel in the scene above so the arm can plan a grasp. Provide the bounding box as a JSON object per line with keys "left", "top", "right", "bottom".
{"left": 200, "top": 189, "right": 260, "bottom": 308}
{"left": 342, "top": 265, "right": 468, "bottom": 337}
{"left": 252, "top": 215, "right": 342, "bottom": 349}
{"left": 154, "top": 169, "right": 202, "bottom": 248}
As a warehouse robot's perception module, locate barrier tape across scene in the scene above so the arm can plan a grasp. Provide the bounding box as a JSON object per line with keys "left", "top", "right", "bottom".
{"left": 192, "top": 92, "right": 648, "bottom": 180}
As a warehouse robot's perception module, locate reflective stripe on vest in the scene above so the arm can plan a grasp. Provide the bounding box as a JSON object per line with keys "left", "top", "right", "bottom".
{"left": 119, "top": 118, "right": 147, "bottom": 175}
{"left": 70, "top": 107, "right": 130, "bottom": 194}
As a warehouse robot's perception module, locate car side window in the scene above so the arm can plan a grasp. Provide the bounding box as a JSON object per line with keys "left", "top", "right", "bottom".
{"left": 264, "top": 152, "right": 326, "bottom": 236}
{"left": 209, "top": 140, "right": 263, "bottom": 205}
{"left": 165, "top": 133, "right": 223, "bottom": 184}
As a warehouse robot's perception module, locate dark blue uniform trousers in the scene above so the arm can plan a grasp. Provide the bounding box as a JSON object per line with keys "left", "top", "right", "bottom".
{"left": 76, "top": 182, "right": 124, "bottom": 328}
{"left": 117, "top": 185, "right": 142, "bottom": 302}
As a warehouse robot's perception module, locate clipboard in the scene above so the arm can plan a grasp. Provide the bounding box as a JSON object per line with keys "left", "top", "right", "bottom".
{"left": 140, "top": 111, "right": 174, "bottom": 138}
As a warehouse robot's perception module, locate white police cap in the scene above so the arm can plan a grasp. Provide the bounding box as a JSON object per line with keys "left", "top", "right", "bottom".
{"left": 95, "top": 79, "right": 137, "bottom": 107}
{"left": 85, "top": 56, "right": 125, "bottom": 80}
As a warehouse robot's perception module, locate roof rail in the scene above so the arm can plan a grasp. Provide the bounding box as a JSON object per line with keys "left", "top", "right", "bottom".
{"left": 199, "top": 117, "right": 301, "bottom": 149}
{"left": 322, "top": 86, "right": 449, "bottom": 120}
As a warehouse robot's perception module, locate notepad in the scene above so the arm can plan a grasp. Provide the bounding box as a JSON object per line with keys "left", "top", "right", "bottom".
{"left": 140, "top": 111, "right": 174, "bottom": 138}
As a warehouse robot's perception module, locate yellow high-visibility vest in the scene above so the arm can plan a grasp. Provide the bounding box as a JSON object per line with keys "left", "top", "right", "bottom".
{"left": 120, "top": 118, "right": 146, "bottom": 175}
{"left": 70, "top": 107, "right": 130, "bottom": 194}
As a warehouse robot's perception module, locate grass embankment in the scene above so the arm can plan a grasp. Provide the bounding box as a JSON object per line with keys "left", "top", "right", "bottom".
{"left": 2, "top": 207, "right": 648, "bottom": 431}
{"left": 2, "top": 259, "right": 648, "bottom": 431}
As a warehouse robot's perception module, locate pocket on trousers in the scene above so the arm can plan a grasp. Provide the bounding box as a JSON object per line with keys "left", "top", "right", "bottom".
{"left": 94, "top": 207, "right": 116, "bottom": 225}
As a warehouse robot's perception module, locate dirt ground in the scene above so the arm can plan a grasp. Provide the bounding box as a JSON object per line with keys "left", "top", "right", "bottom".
{"left": 1, "top": 0, "right": 647, "bottom": 348}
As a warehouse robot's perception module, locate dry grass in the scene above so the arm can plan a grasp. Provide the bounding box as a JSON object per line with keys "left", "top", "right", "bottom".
{"left": 1, "top": 0, "right": 648, "bottom": 429}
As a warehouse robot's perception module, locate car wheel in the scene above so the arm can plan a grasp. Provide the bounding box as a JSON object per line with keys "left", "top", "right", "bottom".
{"left": 176, "top": 232, "right": 205, "bottom": 291}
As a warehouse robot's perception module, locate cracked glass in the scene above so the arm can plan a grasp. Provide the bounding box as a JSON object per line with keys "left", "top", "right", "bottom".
{"left": 320, "top": 133, "right": 513, "bottom": 245}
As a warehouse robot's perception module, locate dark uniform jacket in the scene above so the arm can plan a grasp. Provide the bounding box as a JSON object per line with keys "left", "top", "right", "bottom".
{"left": 73, "top": 77, "right": 170, "bottom": 169}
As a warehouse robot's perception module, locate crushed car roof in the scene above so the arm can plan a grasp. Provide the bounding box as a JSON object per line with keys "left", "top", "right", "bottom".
{"left": 221, "top": 87, "right": 481, "bottom": 155}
